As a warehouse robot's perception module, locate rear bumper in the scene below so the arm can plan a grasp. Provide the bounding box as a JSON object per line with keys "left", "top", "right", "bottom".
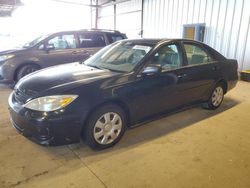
{"left": 227, "top": 79, "right": 238, "bottom": 92}
{"left": 8, "top": 92, "right": 82, "bottom": 146}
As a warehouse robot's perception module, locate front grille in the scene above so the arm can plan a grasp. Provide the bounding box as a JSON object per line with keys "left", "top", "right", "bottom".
{"left": 13, "top": 89, "right": 30, "bottom": 105}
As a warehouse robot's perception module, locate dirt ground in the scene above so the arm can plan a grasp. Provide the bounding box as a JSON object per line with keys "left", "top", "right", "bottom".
{"left": 0, "top": 81, "right": 250, "bottom": 188}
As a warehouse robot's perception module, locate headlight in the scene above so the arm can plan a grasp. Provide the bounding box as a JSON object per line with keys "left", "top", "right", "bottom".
{"left": 23, "top": 95, "right": 78, "bottom": 112}
{"left": 0, "top": 54, "right": 15, "bottom": 62}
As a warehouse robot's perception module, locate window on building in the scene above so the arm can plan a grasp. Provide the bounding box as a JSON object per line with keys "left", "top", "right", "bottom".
{"left": 183, "top": 24, "right": 205, "bottom": 42}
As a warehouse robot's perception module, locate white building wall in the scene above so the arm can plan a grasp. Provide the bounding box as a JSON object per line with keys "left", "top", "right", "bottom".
{"left": 97, "top": 0, "right": 250, "bottom": 70}
{"left": 116, "top": 0, "right": 142, "bottom": 38}
{"left": 143, "top": 0, "right": 250, "bottom": 70}
{"left": 98, "top": 5, "right": 115, "bottom": 29}
{"left": 97, "top": 0, "right": 142, "bottom": 38}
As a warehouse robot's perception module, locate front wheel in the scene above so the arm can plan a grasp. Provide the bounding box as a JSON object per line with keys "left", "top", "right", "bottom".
{"left": 16, "top": 64, "right": 40, "bottom": 81}
{"left": 84, "top": 104, "right": 126, "bottom": 150}
{"left": 203, "top": 83, "right": 225, "bottom": 110}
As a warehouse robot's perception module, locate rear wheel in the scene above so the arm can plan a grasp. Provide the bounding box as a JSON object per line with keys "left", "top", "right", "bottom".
{"left": 16, "top": 64, "right": 40, "bottom": 81}
{"left": 84, "top": 104, "right": 126, "bottom": 150}
{"left": 203, "top": 83, "right": 225, "bottom": 110}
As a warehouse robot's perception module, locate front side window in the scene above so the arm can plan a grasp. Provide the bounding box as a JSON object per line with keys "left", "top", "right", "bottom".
{"left": 149, "top": 44, "right": 182, "bottom": 70}
{"left": 85, "top": 41, "right": 153, "bottom": 73}
{"left": 184, "top": 43, "right": 213, "bottom": 65}
{"left": 78, "top": 34, "right": 106, "bottom": 48}
{"left": 38, "top": 44, "right": 44, "bottom": 50}
{"left": 48, "top": 34, "right": 76, "bottom": 50}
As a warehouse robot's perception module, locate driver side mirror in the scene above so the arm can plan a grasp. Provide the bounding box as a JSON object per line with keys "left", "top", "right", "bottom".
{"left": 45, "top": 44, "right": 55, "bottom": 52}
{"left": 142, "top": 64, "right": 162, "bottom": 76}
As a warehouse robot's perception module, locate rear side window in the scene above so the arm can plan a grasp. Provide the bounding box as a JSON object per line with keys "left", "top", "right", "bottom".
{"left": 107, "top": 34, "right": 126, "bottom": 44}
{"left": 78, "top": 34, "right": 106, "bottom": 48}
{"left": 48, "top": 34, "right": 76, "bottom": 50}
{"left": 184, "top": 43, "right": 214, "bottom": 65}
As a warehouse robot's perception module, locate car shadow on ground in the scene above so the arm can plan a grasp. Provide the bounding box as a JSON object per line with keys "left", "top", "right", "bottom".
{"left": 1, "top": 82, "right": 240, "bottom": 161}
{"left": 41, "top": 96, "right": 240, "bottom": 164}
{"left": 0, "top": 84, "right": 242, "bottom": 188}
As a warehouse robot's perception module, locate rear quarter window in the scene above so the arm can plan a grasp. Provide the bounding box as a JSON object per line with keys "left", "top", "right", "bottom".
{"left": 183, "top": 43, "right": 214, "bottom": 65}
{"left": 107, "top": 34, "right": 126, "bottom": 44}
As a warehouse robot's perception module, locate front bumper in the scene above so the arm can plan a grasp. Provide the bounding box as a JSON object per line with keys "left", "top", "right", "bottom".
{"left": 8, "top": 92, "right": 82, "bottom": 146}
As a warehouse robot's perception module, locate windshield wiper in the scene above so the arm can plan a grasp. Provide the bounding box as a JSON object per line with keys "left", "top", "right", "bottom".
{"left": 83, "top": 63, "right": 125, "bottom": 73}
{"left": 91, "top": 65, "right": 101, "bottom": 69}
{"left": 86, "top": 64, "right": 109, "bottom": 71}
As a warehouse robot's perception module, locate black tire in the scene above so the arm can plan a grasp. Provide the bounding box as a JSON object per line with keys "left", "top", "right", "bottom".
{"left": 202, "top": 83, "right": 225, "bottom": 110}
{"left": 16, "top": 64, "right": 40, "bottom": 81}
{"left": 83, "top": 104, "right": 126, "bottom": 150}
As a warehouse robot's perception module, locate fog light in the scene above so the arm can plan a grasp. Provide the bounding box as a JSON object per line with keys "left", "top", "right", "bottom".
{"left": 36, "top": 127, "right": 50, "bottom": 141}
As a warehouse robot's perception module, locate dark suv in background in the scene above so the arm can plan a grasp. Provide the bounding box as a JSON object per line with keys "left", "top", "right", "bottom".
{"left": 0, "top": 29, "right": 127, "bottom": 84}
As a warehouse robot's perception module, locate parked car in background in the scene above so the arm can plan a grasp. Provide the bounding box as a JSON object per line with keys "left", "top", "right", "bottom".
{"left": 8, "top": 39, "right": 238, "bottom": 150}
{"left": 0, "top": 29, "right": 127, "bottom": 84}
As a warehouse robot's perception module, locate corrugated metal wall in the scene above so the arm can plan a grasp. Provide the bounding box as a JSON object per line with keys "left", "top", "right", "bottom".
{"left": 97, "top": 0, "right": 142, "bottom": 38}
{"left": 143, "top": 0, "right": 250, "bottom": 70}
{"left": 98, "top": 5, "right": 115, "bottom": 29}
{"left": 97, "top": 0, "right": 250, "bottom": 70}
{"left": 116, "top": 0, "right": 142, "bottom": 38}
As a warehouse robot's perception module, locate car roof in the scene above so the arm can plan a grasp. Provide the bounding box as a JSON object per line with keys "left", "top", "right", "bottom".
{"left": 120, "top": 38, "right": 226, "bottom": 60}
{"left": 120, "top": 38, "right": 206, "bottom": 45}
{"left": 51, "top": 29, "right": 125, "bottom": 35}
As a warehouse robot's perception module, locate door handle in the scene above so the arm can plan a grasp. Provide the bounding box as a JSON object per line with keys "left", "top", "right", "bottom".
{"left": 72, "top": 50, "right": 90, "bottom": 55}
{"left": 212, "top": 65, "right": 219, "bottom": 71}
{"left": 82, "top": 51, "right": 90, "bottom": 56}
{"left": 177, "top": 73, "right": 187, "bottom": 78}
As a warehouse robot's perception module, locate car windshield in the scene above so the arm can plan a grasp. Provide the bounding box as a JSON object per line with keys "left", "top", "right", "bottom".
{"left": 84, "top": 41, "right": 153, "bottom": 73}
{"left": 23, "top": 34, "right": 49, "bottom": 48}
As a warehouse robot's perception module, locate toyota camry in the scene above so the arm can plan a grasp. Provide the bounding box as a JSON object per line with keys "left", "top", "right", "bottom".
{"left": 8, "top": 39, "right": 238, "bottom": 150}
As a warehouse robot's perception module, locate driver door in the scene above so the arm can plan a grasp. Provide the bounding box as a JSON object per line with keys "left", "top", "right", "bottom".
{"left": 129, "top": 43, "right": 187, "bottom": 122}
{"left": 37, "top": 34, "right": 81, "bottom": 67}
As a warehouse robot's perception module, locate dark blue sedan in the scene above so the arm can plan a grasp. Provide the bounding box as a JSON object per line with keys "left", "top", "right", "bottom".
{"left": 8, "top": 39, "right": 238, "bottom": 149}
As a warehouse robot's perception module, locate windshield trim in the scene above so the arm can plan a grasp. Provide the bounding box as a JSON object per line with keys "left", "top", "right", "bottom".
{"left": 23, "top": 34, "right": 50, "bottom": 48}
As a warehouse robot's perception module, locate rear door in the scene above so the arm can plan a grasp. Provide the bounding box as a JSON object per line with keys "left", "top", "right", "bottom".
{"left": 76, "top": 33, "right": 107, "bottom": 61}
{"left": 177, "top": 42, "right": 221, "bottom": 103}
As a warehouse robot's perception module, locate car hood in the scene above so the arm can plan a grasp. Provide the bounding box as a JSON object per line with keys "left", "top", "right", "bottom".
{"left": 0, "top": 48, "right": 26, "bottom": 55}
{"left": 15, "top": 62, "right": 118, "bottom": 97}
